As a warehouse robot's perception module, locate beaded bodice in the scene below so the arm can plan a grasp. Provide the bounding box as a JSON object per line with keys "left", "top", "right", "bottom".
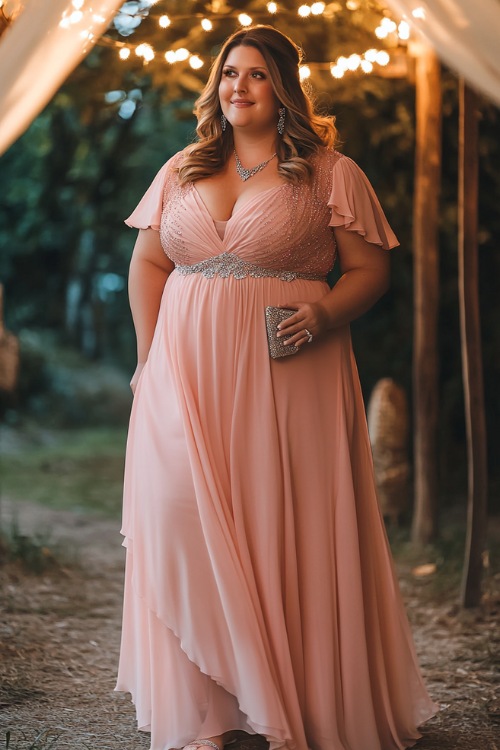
{"left": 159, "top": 150, "right": 343, "bottom": 280}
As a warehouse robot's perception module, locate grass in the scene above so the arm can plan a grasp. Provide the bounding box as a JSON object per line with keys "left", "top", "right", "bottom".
{"left": 0, "top": 427, "right": 127, "bottom": 518}
{"left": 1, "top": 424, "right": 498, "bottom": 597}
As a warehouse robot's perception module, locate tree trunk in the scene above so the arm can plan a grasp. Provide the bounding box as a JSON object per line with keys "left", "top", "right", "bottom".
{"left": 411, "top": 45, "right": 442, "bottom": 545}
{"left": 458, "top": 80, "right": 488, "bottom": 608}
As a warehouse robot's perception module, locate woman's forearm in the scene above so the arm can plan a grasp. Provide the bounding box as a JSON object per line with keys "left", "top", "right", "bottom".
{"left": 276, "top": 258, "right": 390, "bottom": 348}
{"left": 318, "top": 266, "right": 390, "bottom": 330}
{"left": 129, "top": 254, "right": 171, "bottom": 363}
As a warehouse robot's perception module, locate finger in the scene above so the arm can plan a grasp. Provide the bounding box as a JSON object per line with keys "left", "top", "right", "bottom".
{"left": 278, "top": 321, "right": 313, "bottom": 339}
{"left": 276, "top": 303, "right": 304, "bottom": 329}
{"left": 284, "top": 331, "right": 310, "bottom": 347}
{"left": 277, "top": 315, "right": 302, "bottom": 332}
{"left": 276, "top": 312, "right": 309, "bottom": 334}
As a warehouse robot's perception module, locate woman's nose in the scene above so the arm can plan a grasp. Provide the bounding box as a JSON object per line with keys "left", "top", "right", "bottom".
{"left": 233, "top": 77, "right": 247, "bottom": 93}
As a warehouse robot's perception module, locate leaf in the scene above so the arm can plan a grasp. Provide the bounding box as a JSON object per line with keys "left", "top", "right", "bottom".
{"left": 411, "top": 563, "right": 437, "bottom": 578}
{"left": 177, "top": 71, "right": 205, "bottom": 94}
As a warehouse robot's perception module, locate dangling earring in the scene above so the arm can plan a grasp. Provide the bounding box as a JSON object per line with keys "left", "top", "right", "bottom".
{"left": 277, "top": 107, "right": 286, "bottom": 135}
{"left": 221, "top": 113, "right": 227, "bottom": 132}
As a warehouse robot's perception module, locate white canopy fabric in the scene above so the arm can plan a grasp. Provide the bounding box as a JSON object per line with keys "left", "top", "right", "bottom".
{"left": 384, "top": 0, "right": 500, "bottom": 106}
{"left": 1, "top": 0, "right": 499, "bottom": 158}
{"left": 0, "top": 0, "right": 123, "bottom": 156}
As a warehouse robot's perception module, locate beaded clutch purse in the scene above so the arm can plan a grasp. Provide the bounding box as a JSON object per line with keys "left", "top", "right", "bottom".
{"left": 264, "top": 306, "right": 299, "bottom": 359}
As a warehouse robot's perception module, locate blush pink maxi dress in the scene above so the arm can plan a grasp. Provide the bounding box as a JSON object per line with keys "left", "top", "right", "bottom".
{"left": 116, "top": 148, "right": 438, "bottom": 750}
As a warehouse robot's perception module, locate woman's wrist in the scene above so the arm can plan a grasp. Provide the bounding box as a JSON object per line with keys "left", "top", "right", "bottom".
{"left": 316, "top": 298, "right": 335, "bottom": 332}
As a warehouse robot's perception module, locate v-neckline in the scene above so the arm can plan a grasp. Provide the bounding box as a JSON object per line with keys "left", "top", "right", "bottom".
{"left": 190, "top": 182, "right": 286, "bottom": 226}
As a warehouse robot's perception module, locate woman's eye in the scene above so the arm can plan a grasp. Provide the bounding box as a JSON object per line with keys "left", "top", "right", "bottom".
{"left": 222, "top": 69, "right": 266, "bottom": 79}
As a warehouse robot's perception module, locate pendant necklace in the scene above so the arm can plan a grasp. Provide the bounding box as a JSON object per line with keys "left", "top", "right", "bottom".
{"left": 234, "top": 149, "right": 277, "bottom": 182}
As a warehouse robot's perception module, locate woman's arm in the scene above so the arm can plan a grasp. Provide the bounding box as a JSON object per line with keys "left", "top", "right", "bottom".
{"left": 128, "top": 228, "right": 175, "bottom": 391}
{"left": 277, "top": 225, "right": 390, "bottom": 347}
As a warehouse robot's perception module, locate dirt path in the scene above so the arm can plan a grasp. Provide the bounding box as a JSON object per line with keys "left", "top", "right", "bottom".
{"left": 1, "top": 500, "right": 499, "bottom": 750}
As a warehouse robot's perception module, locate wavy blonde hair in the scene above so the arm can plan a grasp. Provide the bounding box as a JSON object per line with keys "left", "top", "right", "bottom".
{"left": 177, "top": 25, "right": 339, "bottom": 185}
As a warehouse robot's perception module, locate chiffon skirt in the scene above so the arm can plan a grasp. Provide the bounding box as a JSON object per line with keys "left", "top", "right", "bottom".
{"left": 116, "top": 271, "right": 438, "bottom": 750}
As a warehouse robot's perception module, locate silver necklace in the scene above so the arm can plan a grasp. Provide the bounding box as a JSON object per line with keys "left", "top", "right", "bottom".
{"left": 234, "top": 149, "right": 276, "bottom": 182}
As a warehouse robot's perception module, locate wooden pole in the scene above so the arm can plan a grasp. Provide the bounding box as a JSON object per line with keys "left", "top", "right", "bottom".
{"left": 458, "top": 80, "right": 488, "bottom": 608}
{"left": 411, "top": 45, "right": 442, "bottom": 545}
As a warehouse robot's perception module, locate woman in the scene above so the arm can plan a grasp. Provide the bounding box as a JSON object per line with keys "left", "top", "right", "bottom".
{"left": 116, "top": 24, "right": 438, "bottom": 750}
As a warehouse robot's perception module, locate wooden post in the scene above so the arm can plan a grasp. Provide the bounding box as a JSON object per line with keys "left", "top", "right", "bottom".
{"left": 0, "top": 283, "right": 20, "bottom": 393}
{"left": 411, "top": 45, "right": 442, "bottom": 545}
{"left": 458, "top": 80, "right": 488, "bottom": 608}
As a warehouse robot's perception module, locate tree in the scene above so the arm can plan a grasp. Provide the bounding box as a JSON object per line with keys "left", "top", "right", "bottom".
{"left": 0, "top": 1, "right": 499, "bottom": 517}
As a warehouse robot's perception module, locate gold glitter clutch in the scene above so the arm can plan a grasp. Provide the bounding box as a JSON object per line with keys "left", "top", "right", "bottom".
{"left": 265, "top": 306, "right": 299, "bottom": 359}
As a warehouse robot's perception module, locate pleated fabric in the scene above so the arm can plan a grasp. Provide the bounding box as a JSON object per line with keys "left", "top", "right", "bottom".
{"left": 116, "top": 148, "right": 438, "bottom": 750}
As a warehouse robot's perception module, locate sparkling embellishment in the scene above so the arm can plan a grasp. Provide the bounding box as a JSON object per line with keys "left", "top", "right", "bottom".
{"left": 277, "top": 107, "right": 286, "bottom": 135}
{"left": 160, "top": 149, "right": 343, "bottom": 279}
{"left": 175, "top": 252, "right": 326, "bottom": 282}
{"left": 234, "top": 149, "right": 277, "bottom": 182}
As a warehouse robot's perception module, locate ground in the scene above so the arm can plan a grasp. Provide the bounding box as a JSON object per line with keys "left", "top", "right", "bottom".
{"left": 0, "top": 500, "right": 499, "bottom": 750}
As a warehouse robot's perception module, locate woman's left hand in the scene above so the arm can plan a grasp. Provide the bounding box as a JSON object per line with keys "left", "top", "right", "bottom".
{"left": 276, "top": 300, "right": 330, "bottom": 348}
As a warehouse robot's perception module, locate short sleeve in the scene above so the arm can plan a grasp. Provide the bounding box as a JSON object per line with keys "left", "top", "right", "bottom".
{"left": 124, "top": 155, "right": 177, "bottom": 231}
{"left": 328, "top": 155, "right": 399, "bottom": 250}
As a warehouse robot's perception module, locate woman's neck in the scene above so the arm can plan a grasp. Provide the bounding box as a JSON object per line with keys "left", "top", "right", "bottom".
{"left": 232, "top": 132, "right": 278, "bottom": 161}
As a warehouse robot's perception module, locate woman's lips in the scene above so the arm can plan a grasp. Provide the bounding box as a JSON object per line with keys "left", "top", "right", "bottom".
{"left": 230, "top": 100, "right": 253, "bottom": 107}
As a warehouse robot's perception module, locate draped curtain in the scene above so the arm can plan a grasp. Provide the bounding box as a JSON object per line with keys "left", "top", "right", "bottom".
{"left": 1, "top": 1, "right": 499, "bottom": 158}
{"left": 384, "top": 0, "right": 500, "bottom": 105}
{"left": 0, "top": 0, "right": 123, "bottom": 156}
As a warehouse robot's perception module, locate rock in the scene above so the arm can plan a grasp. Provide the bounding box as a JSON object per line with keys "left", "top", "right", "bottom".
{"left": 367, "top": 378, "right": 410, "bottom": 525}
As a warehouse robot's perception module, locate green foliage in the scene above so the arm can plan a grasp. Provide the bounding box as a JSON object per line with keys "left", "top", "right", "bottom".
{"left": 0, "top": 521, "right": 62, "bottom": 574}
{"left": 10, "top": 330, "right": 132, "bottom": 427}
{"left": 0, "top": 427, "right": 127, "bottom": 516}
{"left": 0, "top": 59, "right": 194, "bottom": 364}
{"left": 0, "top": 2, "right": 499, "bottom": 497}
{"left": 100, "top": 0, "right": 395, "bottom": 99}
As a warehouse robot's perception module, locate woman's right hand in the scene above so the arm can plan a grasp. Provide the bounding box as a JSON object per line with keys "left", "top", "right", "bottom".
{"left": 130, "top": 362, "right": 146, "bottom": 395}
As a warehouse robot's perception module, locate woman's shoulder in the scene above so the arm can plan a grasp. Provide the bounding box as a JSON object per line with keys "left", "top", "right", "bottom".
{"left": 308, "top": 147, "right": 349, "bottom": 194}
{"left": 312, "top": 146, "right": 349, "bottom": 171}
{"left": 150, "top": 145, "right": 193, "bottom": 175}
{"left": 154, "top": 147, "right": 193, "bottom": 196}
{"left": 312, "top": 147, "right": 376, "bottom": 190}
{"left": 163, "top": 147, "right": 189, "bottom": 174}
{"left": 321, "top": 148, "right": 400, "bottom": 249}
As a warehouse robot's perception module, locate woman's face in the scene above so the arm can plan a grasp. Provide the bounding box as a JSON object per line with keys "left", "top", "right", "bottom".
{"left": 218, "top": 44, "right": 280, "bottom": 134}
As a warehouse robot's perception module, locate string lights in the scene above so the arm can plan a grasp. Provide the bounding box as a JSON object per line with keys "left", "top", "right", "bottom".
{"left": 0, "top": 0, "right": 408, "bottom": 82}
{"left": 98, "top": 0, "right": 415, "bottom": 81}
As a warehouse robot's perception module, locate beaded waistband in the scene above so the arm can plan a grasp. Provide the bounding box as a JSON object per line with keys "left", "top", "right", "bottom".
{"left": 175, "top": 252, "right": 326, "bottom": 282}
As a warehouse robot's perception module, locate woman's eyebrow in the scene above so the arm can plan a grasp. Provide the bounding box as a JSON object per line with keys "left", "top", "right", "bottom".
{"left": 223, "top": 65, "right": 268, "bottom": 71}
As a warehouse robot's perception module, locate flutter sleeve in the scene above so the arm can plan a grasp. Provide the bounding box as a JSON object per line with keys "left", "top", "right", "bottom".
{"left": 328, "top": 155, "right": 399, "bottom": 249}
{"left": 125, "top": 156, "right": 176, "bottom": 230}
